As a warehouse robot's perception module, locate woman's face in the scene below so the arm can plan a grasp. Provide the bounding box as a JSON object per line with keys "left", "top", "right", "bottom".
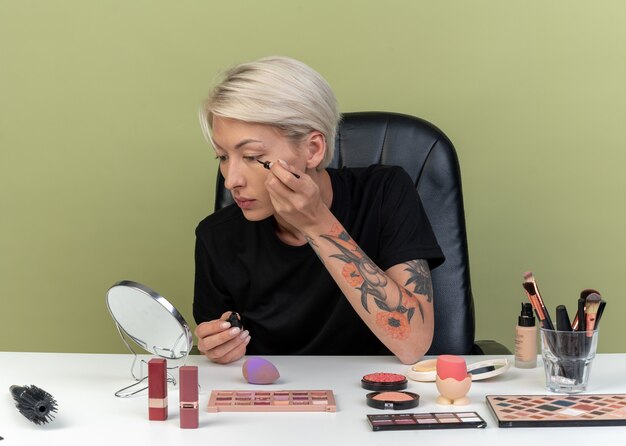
{"left": 211, "top": 116, "right": 304, "bottom": 221}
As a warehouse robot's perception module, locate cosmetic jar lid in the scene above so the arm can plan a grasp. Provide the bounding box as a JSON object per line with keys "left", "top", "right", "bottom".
{"left": 366, "top": 391, "right": 420, "bottom": 410}
{"left": 406, "top": 358, "right": 510, "bottom": 382}
{"left": 361, "top": 372, "right": 408, "bottom": 391}
{"left": 405, "top": 359, "right": 438, "bottom": 382}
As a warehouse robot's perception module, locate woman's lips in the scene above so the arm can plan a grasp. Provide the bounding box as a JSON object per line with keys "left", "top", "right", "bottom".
{"left": 235, "top": 197, "right": 256, "bottom": 209}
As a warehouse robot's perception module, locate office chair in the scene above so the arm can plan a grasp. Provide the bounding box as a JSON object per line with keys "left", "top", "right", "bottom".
{"left": 213, "top": 111, "right": 510, "bottom": 355}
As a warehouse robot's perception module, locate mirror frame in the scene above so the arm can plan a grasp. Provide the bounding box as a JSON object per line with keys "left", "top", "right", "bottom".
{"left": 106, "top": 280, "right": 193, "bottom": 359}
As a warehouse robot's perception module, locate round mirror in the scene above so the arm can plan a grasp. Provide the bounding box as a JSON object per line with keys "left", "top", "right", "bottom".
{"left": 106, "top": 280, "right": 192, "bottom": 359}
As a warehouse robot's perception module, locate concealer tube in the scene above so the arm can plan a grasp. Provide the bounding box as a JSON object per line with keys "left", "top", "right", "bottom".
{"left": 515, "top": 302, "right": 537, "bottom": 368}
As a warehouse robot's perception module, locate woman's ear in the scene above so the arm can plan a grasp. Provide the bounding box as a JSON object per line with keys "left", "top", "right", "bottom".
{"left": 304, "top": 131, "right": 327, "bottom": 170}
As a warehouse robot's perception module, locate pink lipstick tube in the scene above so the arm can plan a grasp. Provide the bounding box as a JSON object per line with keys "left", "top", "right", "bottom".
{"left": 179, "top": 366, "right": 199, "bottom": 429}
{"left": 148, "top": 358, "right": 168, "bottom": 421}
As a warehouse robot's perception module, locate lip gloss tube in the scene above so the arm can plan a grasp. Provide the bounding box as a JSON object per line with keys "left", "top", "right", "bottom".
{"left": 148, "top": 358, "right": 168, "bottom": 421}
{"left": 179, "top": 366, "right": 199, "bottom": 429}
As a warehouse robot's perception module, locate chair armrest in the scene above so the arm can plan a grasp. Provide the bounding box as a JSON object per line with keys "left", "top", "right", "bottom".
{"left": 471, "top": 340, "right": 512, "bottom": 355}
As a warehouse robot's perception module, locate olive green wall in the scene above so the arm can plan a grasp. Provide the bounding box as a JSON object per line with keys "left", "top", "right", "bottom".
{"left": 2, "top": 1, "right": 624, "bottom": 354}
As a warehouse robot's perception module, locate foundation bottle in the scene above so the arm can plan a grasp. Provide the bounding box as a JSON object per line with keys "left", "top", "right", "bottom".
{"left": 514, "top": 302, "right": 537, "bottom": 368}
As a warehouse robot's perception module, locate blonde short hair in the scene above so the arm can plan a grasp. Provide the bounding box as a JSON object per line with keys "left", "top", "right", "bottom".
{"left": 199, "top": 56, "right": 340, "bottom": 169}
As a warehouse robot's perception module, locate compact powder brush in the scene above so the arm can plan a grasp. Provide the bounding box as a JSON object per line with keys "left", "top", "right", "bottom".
{"left": 361, "top": 372, "right": 408, "bottom": 391}
{"left": 366, "top": 391, "right": 420, "bottom": 410}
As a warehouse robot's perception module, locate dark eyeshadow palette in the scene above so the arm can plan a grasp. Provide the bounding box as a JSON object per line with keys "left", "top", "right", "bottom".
{"left": 367, "top": 411, "right": 486, "bottom": 431}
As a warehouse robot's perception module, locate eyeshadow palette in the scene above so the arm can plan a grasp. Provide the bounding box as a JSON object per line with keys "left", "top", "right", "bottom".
{"left": 207, "top": 390, "right": 336, "bottom": 412}
{"left": 367, "top": 412, "right": 487, "bottom": 431}
{"left": 486, "top": 394, "right": 626, "bottom": 427}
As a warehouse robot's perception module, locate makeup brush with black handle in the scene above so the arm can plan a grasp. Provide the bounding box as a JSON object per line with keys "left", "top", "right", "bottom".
{"left": 9, "top": 384, "right": 58, "bottom": 425}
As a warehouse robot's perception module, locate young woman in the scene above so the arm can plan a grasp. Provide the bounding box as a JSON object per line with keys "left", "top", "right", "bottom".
{"left": 194, "top": 56, "right": 443, "bottom": 364}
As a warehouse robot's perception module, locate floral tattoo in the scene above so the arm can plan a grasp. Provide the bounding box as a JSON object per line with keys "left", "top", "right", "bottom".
{"left": 319, "top": 228, "right": 432, "bottom": 340}
{"left": 401, "top": 259, "right": 433, "bottom": 323}
{"left": 403, "top": 260, "right": 433, "bottom": 301}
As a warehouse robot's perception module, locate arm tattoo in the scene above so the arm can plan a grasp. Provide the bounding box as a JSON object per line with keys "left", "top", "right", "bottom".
{"left": 319, "top": 229, "right": 427, "bottom": 340}
{"left": 319, "top": 230, "right": 388, "bottom": 312}
{"left": 399, "top": 259, "right": 433, "bottom": 324}
{"left": 403, "top": 259, "right": 433, "bottom": 302}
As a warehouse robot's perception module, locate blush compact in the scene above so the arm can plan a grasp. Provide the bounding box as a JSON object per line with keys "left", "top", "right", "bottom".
{"left": 366, "top": 391, "right": 420, "bottom": 410}
{"left": 361, "top": 372, "right": 408, "bottom": 391}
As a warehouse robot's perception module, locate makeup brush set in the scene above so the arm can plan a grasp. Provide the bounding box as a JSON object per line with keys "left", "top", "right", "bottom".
{"left": 522, "top": 271, "right": 607, "bottom": 385}
{"left": 521, "top": 271, "right": 606, "bottom": 334}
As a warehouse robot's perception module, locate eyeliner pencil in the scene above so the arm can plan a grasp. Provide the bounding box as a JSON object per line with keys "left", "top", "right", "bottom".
{"left": 257, "top": 159, "right": 300, "bottom": 179}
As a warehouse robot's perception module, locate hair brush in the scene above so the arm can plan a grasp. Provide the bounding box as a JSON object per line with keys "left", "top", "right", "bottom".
{"left": 9, "top": 385, "right": 58, "bottom": 425}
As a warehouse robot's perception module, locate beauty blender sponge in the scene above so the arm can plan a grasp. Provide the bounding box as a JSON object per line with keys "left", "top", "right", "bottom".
{"left": 436, "top": 355, "right": 469, "bottom": 381}
{"left": 242, "top": 357, "right": 280, "bottom": 384}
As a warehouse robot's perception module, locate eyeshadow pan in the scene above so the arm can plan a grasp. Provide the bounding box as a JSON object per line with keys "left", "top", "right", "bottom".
{"left": 553, "top": 400, "right": 575, "bottom": 407}
{"left": 418, "top": 418, "right": 437, "bottom": 423}
{"left": 373, "top": 419, "right": 395, "bottom": 425}
{"left": 207, "top": 390, "right": 336, "bottom": 412}
{"left": 572, "top": 404, "right": 596, "bottom": 411}
{"left": 372, "top": 392, "right": 414, "bottom": 401}
{"left": 463, "top": 417, "right": 483, "bottom": 422}
{"left": 439, "top": 418, "right": 457, "bottom": 423}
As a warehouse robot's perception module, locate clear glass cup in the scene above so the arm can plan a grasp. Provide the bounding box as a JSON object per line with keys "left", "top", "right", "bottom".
{"left": 540, "top": 328, "right": 599, "bottom": 393}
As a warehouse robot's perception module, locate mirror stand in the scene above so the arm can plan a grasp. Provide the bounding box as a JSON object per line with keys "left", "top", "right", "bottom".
{"left": 113, "top": 321, "right": 191, "bottom": 398}
{"left": 106, "top": 280, "right": 194, "bottom": 398}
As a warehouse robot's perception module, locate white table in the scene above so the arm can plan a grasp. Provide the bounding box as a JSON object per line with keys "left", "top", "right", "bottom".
{"left": 2, "top": 352, "right": 626, "bottom": 445}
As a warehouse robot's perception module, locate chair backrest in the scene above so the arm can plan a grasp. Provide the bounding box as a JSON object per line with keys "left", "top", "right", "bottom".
{"left": 213, "top": 111, "right": 476, "bottom": 355}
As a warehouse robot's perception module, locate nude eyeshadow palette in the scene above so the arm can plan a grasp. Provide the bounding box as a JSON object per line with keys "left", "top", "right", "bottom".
{"left": 486, "top": 394, "right": 626, "bottom": 427}
{"left": 207, "top": 390, "right": 336, "bottom": 412}
{"left": 367, "top": 412, "right": 487, "bottom": 431}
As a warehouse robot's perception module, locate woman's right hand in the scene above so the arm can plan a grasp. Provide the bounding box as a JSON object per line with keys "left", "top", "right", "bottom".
{"left": 194, "top": 312, "right": 251, "bottom": 364}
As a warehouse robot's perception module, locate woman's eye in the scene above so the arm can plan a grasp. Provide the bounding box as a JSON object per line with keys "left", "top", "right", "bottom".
{"left": 243, "top": 155, "right": 260, "bottom": 162}
{"left": 215, "top": 155, "right": 228, "bottom": 162}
